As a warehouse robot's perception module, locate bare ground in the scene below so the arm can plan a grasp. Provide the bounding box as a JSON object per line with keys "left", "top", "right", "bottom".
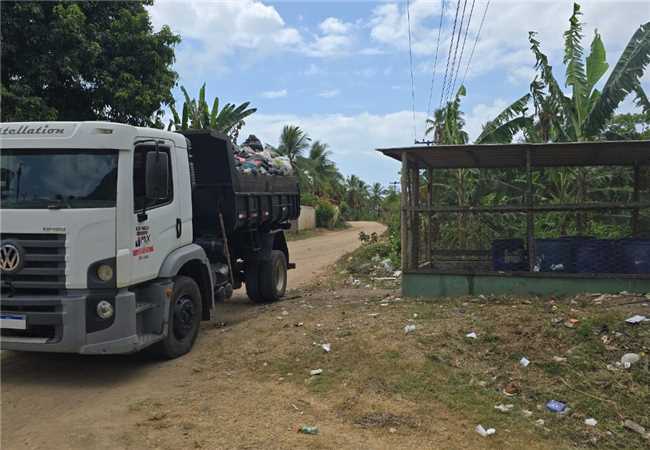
{"left": 2, "top": 221, "right": 648, "bottom": 450}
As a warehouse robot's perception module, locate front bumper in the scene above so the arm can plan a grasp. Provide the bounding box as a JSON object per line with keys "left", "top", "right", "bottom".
{"left": 0, "top": 289, "right": 142, "bottom": 354}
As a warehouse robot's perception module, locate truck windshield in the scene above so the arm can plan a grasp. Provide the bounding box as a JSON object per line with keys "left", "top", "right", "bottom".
{"left": 1, "top": 149, "right": 118, "bottom": 209}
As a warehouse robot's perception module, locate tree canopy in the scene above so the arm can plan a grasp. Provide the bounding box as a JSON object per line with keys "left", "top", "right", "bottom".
{"left": 1, "top": 1, "right": 180, "bottom": 126}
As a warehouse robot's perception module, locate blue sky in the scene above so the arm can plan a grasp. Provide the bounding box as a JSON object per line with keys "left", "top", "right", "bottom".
{"left": 149, "top": 0, "right": 650, "bottom": 187}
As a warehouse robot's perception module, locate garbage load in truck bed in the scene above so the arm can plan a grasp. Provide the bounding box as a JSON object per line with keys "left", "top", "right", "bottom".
{"left": 181, "top": 129, "right": 300, "bottom": 235}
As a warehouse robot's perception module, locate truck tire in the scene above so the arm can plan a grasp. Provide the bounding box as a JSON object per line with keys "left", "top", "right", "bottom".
{"left": 245, "top": 259, "right": 265, "bottom": 303}
{"left": 152, "top": 276, "right": 202, "bottom": 359}
{"left": 259, "top": 250, "right": 287, "bottom": 302}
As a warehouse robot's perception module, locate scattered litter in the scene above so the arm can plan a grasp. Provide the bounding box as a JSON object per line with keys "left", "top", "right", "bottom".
{"left": 519, "top": 357, "right": 530, "bottom": 367}
{"left": 623, "top": 420, "right": 648, "bottom": 439}
{"left": 282, "top": 310, "right": 289, "bottom": 316}
{"left": 321, "top": 343, "right": 331, "bottom": 353}
{"left": 466, "top": 332, "right": 478, "bottom": 339}
{"left": 298, "top": 425, "right": 319, "bottom": 435}
{"left": 294, "top": 322, "right": 304, "bottom": 327}
{"left": 502, "top": 382, "right": 520, "bottom": 397}
{"left": 494, "top": 404, "right": 514, "bottom": 413}
{"left": 389, "top": 427, "right": 397, "bottom": 434}
{"left": 309, "top": 369, "right": 323, "bottom": 376}
{"left": 351, "top": 278, "right": 361, "bottom": 287}
{"left": 625, "top": 315, "right": 648, "bottom": 324}
{"left": 553, "top": 356, "right": 567, "bottom": 363}
{"left": 620, "top": 291, "right": 631, "bottom": 295}
{"left": 291, "top": 403, "right": 300, "bottom": 411}
{"left": 522, "top": 409, "right": 533, "bottom": 418}
{"left": 564, "top": 318, "right": 580, "bottom": 328}
{"left": 535, "top": 419, "right": 545, "bottom": 427}
{"left": 368, "top": 313, "right": 379, "bottom": 317}
{"left": 475, "top": 424, "right": 496, "bottom": 437}
{"left": 621, "top": 353, "right": 640, "bottom": 369}
{"left": 404, "top": 324, "right": 416, "bottom": 335}
{"left": 585, "top": 418, "right": 598, "bottom": 427}
{"left": 593, "top": 294, "right": 609, "bottom": 303}
{"left": 393, "top": 270, "right": 402, "bottom": 278}
{"left": 546, "top": 400, "right": 567, "bottom": 413}
{"left": 413, "top": 313, "right": 418, "bottom": 319}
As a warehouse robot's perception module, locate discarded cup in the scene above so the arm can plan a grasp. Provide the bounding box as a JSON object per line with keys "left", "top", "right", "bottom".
{"left": 520, "top": 357, "right": 530, "bottom": 367}
{"left": 298, "top": 425, "right": 319, "bottom": 435}
{"left": 621, "top": 353, "right": 640, "bottom": 369}
{"left": 546, "top": 400, "right": 567, "bottom": 413}
{"left": 475, "top": 424, "right": 496, "bottom": 437}
{"left": 404, "top": 324, "right": 416, "bottom": 334}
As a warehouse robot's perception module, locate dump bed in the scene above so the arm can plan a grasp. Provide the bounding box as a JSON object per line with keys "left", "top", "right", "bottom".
{"left": 180, "top": 130, "right": 300, "bottom": 236}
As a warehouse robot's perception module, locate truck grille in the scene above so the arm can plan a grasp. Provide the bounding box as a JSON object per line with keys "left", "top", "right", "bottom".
{"left": 1, "top": 233, "right": 66, "bottom": 296}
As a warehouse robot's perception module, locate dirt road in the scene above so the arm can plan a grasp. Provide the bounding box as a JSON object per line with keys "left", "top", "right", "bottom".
{"left": 0, "top": 221, "right": 385, "bottom": 450}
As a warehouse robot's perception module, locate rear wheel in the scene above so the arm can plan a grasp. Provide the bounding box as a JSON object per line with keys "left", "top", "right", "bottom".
{"left": 245, "top": 259, "right": 264, "bottom": 303}
{"left": 260, "top": 250, "right": 287, "bottom": 302}
{"left": 151, "top": 276, "right": 202, "bottom": 359}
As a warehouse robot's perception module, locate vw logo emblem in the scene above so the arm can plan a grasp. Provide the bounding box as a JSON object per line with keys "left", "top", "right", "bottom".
{"left": 0, "top": 242, "right": 23, "bottom": 273}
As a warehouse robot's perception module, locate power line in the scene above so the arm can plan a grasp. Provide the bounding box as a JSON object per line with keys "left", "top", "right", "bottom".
{"left": 425, "top": 0, "right": 447, "bottom": 122}
{"left": 444, "top": 0, "right": 468, "bottom": 104}
{"left": 451, "top": 0, "right": 475, "bottom": 95}
{"left": 461, "top": 0, "right": 490, "bottom": 87}
{"left": 439, "top": 0, "right": 462, "bottom": 109}
{"left": 406, "top": 0, "right": 417, "bottom": 143}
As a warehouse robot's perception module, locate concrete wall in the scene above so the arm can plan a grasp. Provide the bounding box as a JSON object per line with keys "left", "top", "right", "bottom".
{"left": 290, "top": 205, "right": 316, "bottom": 232}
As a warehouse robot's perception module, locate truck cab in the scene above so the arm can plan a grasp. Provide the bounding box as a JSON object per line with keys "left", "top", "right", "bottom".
{"left": 0, "top": 122, "right": 298, "bottom": 357}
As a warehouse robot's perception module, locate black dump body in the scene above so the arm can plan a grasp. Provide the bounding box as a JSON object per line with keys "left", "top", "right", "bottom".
{"left": 180, "top": 130, "right": 300, "bottom": 239}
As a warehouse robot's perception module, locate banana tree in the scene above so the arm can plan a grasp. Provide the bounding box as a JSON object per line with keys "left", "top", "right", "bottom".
{"left": 478, "top": 3, "right": 650, "bottom": 143}
{"left": 168, "top": 83, "right": 257, "bottom": 142}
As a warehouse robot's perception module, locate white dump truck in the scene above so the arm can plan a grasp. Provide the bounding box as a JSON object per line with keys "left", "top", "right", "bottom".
{"left": 0, "top": 122, "right": 299, "bottom": 357}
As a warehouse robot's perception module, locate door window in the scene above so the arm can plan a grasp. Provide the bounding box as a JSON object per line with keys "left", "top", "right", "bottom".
{"left": 133, "top": 145, "right": 173, "bottom": 212}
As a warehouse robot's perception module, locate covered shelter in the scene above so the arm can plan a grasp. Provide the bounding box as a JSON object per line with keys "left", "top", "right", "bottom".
{"left": 378, "top": 140, "right": 650, "bottom": 297}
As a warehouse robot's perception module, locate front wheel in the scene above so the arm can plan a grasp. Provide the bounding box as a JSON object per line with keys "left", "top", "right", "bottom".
{"left": 151, "top": 276, "right": 202, "bottom": 359}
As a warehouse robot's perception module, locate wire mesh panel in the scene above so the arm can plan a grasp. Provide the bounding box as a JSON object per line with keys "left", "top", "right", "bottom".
{"left": 404, "top": 163, "right": 650, "bottom": 278}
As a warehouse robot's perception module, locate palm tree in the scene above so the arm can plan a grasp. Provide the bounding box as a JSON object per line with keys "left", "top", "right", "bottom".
{"left": 370, "top": 182, "right": 384, "bottom": 218}
{"left": 477, "top": 2, "right": 650, "bottom": 143}
{"left": 302, "top": 141, "right": 343, "bottom": 197}
{"left": 345, "top": 175, "right": 369, "bottom": 219}
{"left": 277, "top": 125, "right": 311, "bottom": 169}
{"left": 425, "top": 85, "right": 469, "bottom": 145}
{"left": 168, "top": 83, "right": 257, "bottom": 142}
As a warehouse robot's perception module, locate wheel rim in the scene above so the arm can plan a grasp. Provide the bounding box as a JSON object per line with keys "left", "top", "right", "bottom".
{"left": 275, "top": 260, "right": 286, "bottom": 293}
{"left": 173, "top": 295, "right": 195, "bottom": 340}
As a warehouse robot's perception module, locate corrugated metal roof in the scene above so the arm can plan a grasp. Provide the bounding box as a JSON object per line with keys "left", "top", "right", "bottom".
{"left": 377, "top": 140, "right": 650, "bottom": 169}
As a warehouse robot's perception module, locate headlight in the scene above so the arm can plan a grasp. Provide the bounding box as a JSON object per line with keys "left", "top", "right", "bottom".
{"left": 96, "top": 264, "right": 114, "bottom": 282}
{"left": 96, "top": 300, "right": 114, "bottom": 319}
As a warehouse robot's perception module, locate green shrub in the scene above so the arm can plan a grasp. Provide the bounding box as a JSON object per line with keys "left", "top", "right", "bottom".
{"left": 316, "top": 198, "right": 337, "bottom": 228}
{"left": 300, "top": 192, "right": 318, "bottom": 207}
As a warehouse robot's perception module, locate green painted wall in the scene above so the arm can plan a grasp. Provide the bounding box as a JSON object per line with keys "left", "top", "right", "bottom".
{"left": 403, "top": 272, "right": 650, "bottom": 298}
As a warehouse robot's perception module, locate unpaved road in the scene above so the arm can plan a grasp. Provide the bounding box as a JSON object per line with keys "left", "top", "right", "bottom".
{"left": 0, "top": 221, "right": 385, "bottom": 450}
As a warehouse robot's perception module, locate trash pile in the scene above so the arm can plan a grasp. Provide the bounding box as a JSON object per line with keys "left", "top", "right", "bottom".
{"left": 233, "top": 135, "right": 293, "bottom": 176}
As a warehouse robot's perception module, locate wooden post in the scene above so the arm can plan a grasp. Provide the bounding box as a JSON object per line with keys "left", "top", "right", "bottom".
{"left": 526, "top": 149, "right": 535, "bottom": 271}
{"left": 632, "top": 163, "right": 640, "bottom": 236}
{"left": 426, "top": 168, "right": 433, "bottom": 267}
{"left": 411, "top": 166, "right": 420, "bottom": 269}
{"left": 401, "top": 153, "right": 409, "bottom": 271}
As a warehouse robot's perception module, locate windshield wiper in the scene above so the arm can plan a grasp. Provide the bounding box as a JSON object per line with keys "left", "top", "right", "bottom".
{"left": 48, "top": 196, "right": 72, "bottom": 209}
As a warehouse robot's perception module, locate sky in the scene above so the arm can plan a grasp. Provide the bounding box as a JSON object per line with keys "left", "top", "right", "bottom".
{"left": 148, "top": 0, "right": 650, "bottom": 187}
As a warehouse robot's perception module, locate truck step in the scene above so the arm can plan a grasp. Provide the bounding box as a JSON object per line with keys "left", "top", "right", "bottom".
{"left": 135, "top": 302, "right": 157, "bottom": 314}
{"left": 137, "top": 333, "right": 164, "bottom": 347}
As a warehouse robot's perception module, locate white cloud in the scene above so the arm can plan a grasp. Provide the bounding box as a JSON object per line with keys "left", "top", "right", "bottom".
{"left": 303, "top": 63, "right": 322, "bottom": 76}
{"left": 368, "top": 0, "right": 649, "bottom": 84}
{"left": 319, "top": 17, "right": 352, "bottom": 35}
{"left": 464, "top": 99, "right": 510, "bottom": 141}
{"left": 260, "top": 89, "right": 288, "bottom": 99}
{"left": 306, "top": 33, "right": 354, "bottom": 57}
{"left": 318, "top": 89, "right": 340, "bottom": 98}
{"left": 241, "top": 110, "right": 428, "bottom": 186}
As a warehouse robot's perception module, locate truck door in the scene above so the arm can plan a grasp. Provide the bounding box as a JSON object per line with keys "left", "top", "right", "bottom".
{"left": 129, "top": 141, "right": 181, "bottom": 285}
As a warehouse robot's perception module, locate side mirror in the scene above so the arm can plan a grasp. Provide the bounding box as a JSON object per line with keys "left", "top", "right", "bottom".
{"left": 145, "top": 151, "right": 169, "bottom": 201}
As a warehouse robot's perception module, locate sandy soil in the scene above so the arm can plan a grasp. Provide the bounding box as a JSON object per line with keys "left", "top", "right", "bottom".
{"left": 1, "top": 221, "right": 391, "bottom": 450}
